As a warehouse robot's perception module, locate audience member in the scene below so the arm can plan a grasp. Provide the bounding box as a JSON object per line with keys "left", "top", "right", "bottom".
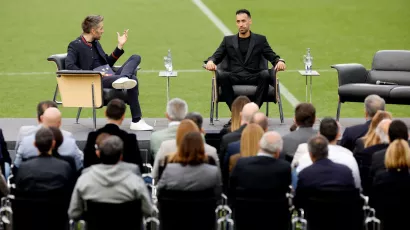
{"left": 0, "top": 128, "right": 11, "bottom": 177}
{"left": 83, "top": 99, "right": 142, "bottom": 170}
{"left": 150, "top": 98, "right": 188, "bottom": 157}
{"left": 15, "top": 107, "right": 83, "bottom": 170}
{"left": 49, "top": 127, "right": 77, "bottom": 173}
{"left": 371, "top": 120, "right": 409, "bottom": 178}
{"left": 153, "top": 118, "right": 219, "bottom": 182}
{"left": 219, "top": 96, "right": 251, "bottom": 136}
{"left": 68, "top": 136, "right": 152, "bottom": 219}
{"left": 282, "top": 103, "right": 317, "bottom": 162}
{"left": 295, "top": 118, "right": 361, "bottom": 190}
{"left": 340, "top": 95, "right": 385, "bottom": 151}
{"left": 156, "top": 132, "right": 222, "bottom": 196}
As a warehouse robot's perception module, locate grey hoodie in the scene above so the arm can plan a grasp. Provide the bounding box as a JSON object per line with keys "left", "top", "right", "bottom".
{"left": 68, "top": 162, "right": 152, "bottom": 219}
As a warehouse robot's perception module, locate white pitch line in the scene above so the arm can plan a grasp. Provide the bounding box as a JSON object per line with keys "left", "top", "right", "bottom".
{"left": 0, "top": 69, "right": 335, "bottom": 76}
{"left": 191, "top": 0, "right": 301, "bottom": 107}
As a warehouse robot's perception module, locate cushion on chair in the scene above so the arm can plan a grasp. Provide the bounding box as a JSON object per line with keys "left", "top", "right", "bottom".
{"left": 389, "top": 86, "right": 410, "bottom": 100}
{"left": 372, "top": 50, "right": 410, "bottom": 72}
{"left": 338, "top": 83, "right": 396, "bottom": 103}
{"left": 367, "top": 70, "right": 410, "bottom": 85}
{"left": 103, "top": 89, "right": 128, "bottom": 105}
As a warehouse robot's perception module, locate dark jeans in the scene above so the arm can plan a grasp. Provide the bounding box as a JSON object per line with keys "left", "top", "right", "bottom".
{"left": 102, "top": 55, "right": 142, "bottom": 121}
{"left": 217, "top": 70, "right": 271, "bottom": 110}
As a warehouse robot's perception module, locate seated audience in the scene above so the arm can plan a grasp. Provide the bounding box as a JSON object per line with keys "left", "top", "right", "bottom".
{"left": 68, "top": 136, "right": 152, "bottom": 219}
{"left": 49, "top": 127, "right": 77, "bottom": 174}
{"left": 219, "top": 102, "right": 259, "bottom": 166}
{"left": 295, "top": 118, "right": 361, "bottom": 190}
{"left": 340, "top": 94, "right": 385, "bottom": 151}
{"left": 353, "top": 110, "right": 392, "bottom": 153}
{"left": 0, "top": 128, "right": 11, "bottom": 178}
{"left": 15, "top": 107, "right": 83, "bottom": 170}
{"left": 229, "top": 131, "right": 291, "bottom": 197}
{"left": 156, "top": 132, "right": 222, "bottom": 196}
{"left": 83, "top": 99, "right": 142, "bottom": 170}
{"left": 282, "top": 103, "right": 317, "bottom": 162}
{"left": 150, "top": 98, "right": 188, "bottom": 158}
{"left": 371, "top": 120, "right": 409, "bottom": 178}
{"left": 296, "top": 135, "right": 355, "bottom": 191}
{"left": 153, "top": 118, "right": 219, "bottom": 181}
{"left": 219, "top": 96, "right": 251, "bottom": 136}
{"left": 15, "top": 127, "right": 74, "bottom": 194}
{"left": 371, "top": 139, "right": 410, "bottom": 230}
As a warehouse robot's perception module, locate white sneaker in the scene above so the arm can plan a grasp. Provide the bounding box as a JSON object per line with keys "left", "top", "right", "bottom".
{"left": 130, "top": 119, "right": 153, "bottom": 131}
{"left": 112, "top": 77, "right": 137, "bottom": 90}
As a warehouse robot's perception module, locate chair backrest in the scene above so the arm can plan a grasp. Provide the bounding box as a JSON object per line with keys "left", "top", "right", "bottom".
{"left": 297, "top": 187, "right": 364, "bottom": 230}
{"left": 47, "top": 53, "right": 67, "bottom": 70}
{"left": 84, "top": 199, "right": 142, "bottom": 230}
{"left": 217, "top": 55, "right": 269, "bottom": 72}
{"left": 56, "top": 70, "right": 103, "bottom": 108}
{"left": 158, "top": 189, "right": 217, "bottom": 230}
{"left": 232, "top": 188, "right": 290, "bottom": 230}
{"left": 367, "top": 50, "right": 410, "bottom": 85}
{"left": 12, "top": 188, "right": 70, "bottom": 230}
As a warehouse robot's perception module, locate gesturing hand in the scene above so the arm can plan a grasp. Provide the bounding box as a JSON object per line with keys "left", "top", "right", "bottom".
{"left": 274, "top": 61, "right": 286, "bottom": 72}
{"left": 117, "top": 29, "right": 129, "bottom": 50}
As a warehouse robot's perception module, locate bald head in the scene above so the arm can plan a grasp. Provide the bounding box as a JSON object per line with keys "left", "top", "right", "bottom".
{"left": 259, "top": 131, "right": 283, "bottom": 157}
{"left": 241, "top": 102, "right": 259, "bottom": 125}
{"left": 42, "top": 107, "right": 62, "bottom": 128}
{"left": 376, "top": 119, "right": 392, "bottom": 144}
{"left": 250, "top": 112, "right": 268, "bottom": 131}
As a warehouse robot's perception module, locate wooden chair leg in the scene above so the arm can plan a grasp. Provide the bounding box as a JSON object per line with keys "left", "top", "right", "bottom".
{"left": 76, "top": 108, "right": 82, "bottom": 124}
{"left": 277, "top": 80, "right": 285, "bottom": 124}
{"left": 210, "top": 77, "right": 215, "bottom": 125}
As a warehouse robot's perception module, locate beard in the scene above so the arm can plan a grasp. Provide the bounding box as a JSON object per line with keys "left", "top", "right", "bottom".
{"left": 239, "top": 28, "right": 248, "bottom": 34}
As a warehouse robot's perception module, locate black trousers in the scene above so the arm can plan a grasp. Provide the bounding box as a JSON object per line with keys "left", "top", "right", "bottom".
{"left": 102, "top": 55, "right": 142, "bottom": 121}
{"left": 217, "top": 70, "right": 271, "bottom": 110}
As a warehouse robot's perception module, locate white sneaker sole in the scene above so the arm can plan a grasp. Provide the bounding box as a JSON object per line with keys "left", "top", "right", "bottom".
{"left": 112, "top": 79, "right": 137, "bottom": 90}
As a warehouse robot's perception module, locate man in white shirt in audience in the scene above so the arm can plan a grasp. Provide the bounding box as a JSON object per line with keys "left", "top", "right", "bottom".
{"left": 295, "top": 117, "right": 361, "bottom": 190}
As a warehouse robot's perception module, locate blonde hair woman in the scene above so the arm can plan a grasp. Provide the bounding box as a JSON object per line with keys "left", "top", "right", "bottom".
{"left": 220, "top": 96, "right": 251, "bottom": 136}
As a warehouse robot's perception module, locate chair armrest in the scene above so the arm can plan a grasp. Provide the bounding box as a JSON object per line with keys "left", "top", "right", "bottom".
{"left": 331, "top": 64, "right": 368, "bottom": 86}
{"left": 56, "top": 70, "right": 102, "bottom": 77}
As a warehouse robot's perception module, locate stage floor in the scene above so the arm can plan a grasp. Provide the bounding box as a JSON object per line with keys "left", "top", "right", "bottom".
{"left": 2, "top": 117, "right": 410, "bottom": 152}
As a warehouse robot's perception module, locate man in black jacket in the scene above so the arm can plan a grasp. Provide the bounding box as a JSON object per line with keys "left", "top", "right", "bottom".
{"left": 66, "top": 15, "right": 152, "bottom": 131}
{"left": 205, "top": 9, "right": 286, "bottom": 109}
{"left": 83, "top": 99, "right": 143, "bottom": 171}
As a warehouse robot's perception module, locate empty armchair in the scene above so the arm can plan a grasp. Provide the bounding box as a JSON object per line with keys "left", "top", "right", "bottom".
{"left": 332, "top": 50, "right": 410, "bottom": 120}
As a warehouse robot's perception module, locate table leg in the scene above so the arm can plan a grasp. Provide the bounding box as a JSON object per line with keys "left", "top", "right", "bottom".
{"left": 167, "top": 76, "right": 170, "bottom": 102}
{"left": 305, "top": 75, "right": 308, "bottom": 102}
{"left": 310, "top": 75, "right": 312, "bottom": 103}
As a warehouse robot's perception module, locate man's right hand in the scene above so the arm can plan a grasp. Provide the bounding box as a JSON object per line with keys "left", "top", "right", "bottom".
{"left": 205, "top": 60, "right": 217, "bottom": 71}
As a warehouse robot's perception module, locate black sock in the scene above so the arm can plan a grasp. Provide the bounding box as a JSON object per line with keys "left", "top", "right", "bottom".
{"left": 132, "top": 117, "right": 141, "bottom": 123}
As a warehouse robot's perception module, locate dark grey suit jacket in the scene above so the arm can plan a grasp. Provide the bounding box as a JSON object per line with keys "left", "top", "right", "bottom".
{"left": 282, "top": 127, "right": 317, "bottom": 160}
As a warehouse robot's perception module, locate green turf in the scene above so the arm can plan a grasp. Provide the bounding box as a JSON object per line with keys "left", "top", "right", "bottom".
{"left": 0, "top": 0, "right": 409, "bottom": 119}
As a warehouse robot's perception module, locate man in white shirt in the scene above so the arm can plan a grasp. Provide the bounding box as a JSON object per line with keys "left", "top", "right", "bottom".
{"left": 294, "top": 117, "right": 361, "bottom": 190}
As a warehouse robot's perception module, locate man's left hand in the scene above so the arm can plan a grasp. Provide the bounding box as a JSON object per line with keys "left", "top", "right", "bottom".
{"left": 274, "top": 61, "right": 286, "bottom": 72}
{"left": 117, "top": 29, "right": 129, "bottom": 50}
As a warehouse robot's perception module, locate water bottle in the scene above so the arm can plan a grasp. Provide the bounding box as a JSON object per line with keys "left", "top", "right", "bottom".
{"left": 164, "top": 49, "right": 173, "bottom": 72}
{"left": 304, "top": 48, "right": 313, "bottom": 73}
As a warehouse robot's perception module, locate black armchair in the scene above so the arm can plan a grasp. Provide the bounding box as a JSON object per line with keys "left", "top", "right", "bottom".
{"left": 206, "top": 57, "right": 284, "bottom": 125}
{"left": 47, "top": 53, "right": 132, "bottom": 129}
{"left": 332, "top": 50, "right": 410, "bottom": 120}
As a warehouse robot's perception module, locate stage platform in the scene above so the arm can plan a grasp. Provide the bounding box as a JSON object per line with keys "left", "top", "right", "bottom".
{"left": 1, "top": 117, "right": 410, "bottom": 153}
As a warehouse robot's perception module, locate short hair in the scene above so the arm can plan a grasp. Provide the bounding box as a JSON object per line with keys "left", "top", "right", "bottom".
{"left": 176, "top": 120, "right": 200, "bottom": 147}
{"left": 185, "top": 112, "right": 203, "bottom": 130}
{"left": 389, "top": 120, "right": 409, "bottom": 142}
{"left": 37, "top": 100, "right": 57, "bottom": 122}
{"left": 169, "top": 132, "right": 207, "bottom": 166}
{"left": 364, "top": 95, "right": 385, "bottom": 118}
{"left": 385, "top": 139, "right": 410, "bottom": 169}
{"left": 99, "top": 136, "right": 124, "bottom": 165}
{"left": 35, "top": 127, "right": 54, "bottom": 154}
{"left": 48, "top": 127, "right": 64, "bottom": 150}
{"left": 308, "top": 135, "right": 329, "bottom": 160}
{"left": 250, "top": 112, "right": 268, "bottom": 131}
{"left": 295, "top": 103, "right": 316, "bottom": 127}
{"left": 240, "top": 124, "right": 264, "bottom": 157}
{"left": 236, "top": 9, "right": 251, "bottom": 18}
{"left": 166, "top": 98, "right": 188, "bottom": 121}
{"left": 106, "top": 99, "right": 126, "bottom": 120}
{"left": 231, "top": 96, "right": 251, "bottom": 131}
{"left": 259, "top": 131, "right": 283, "bottom": 154}
{"left": 319, "top": 117, "right": 339, "bottom": 142}
{"left": 82, "top": 15, "right": 104, "bottom": 33}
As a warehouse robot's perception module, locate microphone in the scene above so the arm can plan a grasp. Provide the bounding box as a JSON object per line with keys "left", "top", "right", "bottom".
{"left": 376, "top": 80, "right": 398, "bottom": 85}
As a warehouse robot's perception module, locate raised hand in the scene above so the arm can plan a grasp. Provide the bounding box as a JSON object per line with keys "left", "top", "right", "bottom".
{"left": 117, "top": 29, "right": 129, "bottom": 50}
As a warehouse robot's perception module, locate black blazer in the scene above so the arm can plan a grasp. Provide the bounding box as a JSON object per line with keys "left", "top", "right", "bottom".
{"left": 0, "top": 129, "right": 11, "bottom": 177}
{"left": 219, "top": 125, "right": 246, "bottom": 164}
{"left": 340, "top": 120, "right": 371, "bottom": 151}
{"left": 229, "top": 155, "right": 291, "bottom": 196}
{"left": 207, "top": 32, "right": 281, "bottom": 74}
{"left": 83, "top": 124, "right": 142, "bottom": 170}
{"left": 65, "top": 36, "right": 124, "bottom": 70}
